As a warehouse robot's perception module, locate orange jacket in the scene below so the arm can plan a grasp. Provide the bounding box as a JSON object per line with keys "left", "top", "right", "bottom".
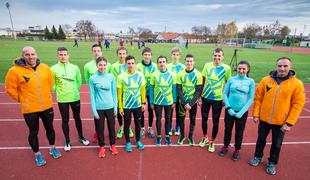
{"left": 5, "top": 59, "right": 54, "bottom": 114}
{"left": 253, "top": 71, "right": 305, "bottom": 126}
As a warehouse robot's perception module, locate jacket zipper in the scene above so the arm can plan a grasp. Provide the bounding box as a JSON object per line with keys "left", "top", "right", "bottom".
{"left": 34, "top": 71, "right": 44, "bottom": 111}
{"left": 269, "top": 84, "right": 280, "bottom": 123}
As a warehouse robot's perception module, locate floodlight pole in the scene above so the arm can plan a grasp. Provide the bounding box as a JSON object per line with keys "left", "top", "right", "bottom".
{"left": 6, "top": 2, "right": 16, "bottom": 40}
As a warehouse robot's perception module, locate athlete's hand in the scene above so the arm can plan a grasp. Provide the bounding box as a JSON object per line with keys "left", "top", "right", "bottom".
{"left": 141, "top": 104, "right": 146, "bottom": 112}
{"left": 197, "top": 99, "right": 202, "bottom": 107}
{"left": 119, "top": 110, "right": 124, "bottom": 117}
{"left": 185, "top": 103, "right": 191, "bottom": 110}
{"left": 172, "top": 103, "right": 176, "bottom": 109}
{"left": 281, "top": 124, "right": 292, "bottom": 132}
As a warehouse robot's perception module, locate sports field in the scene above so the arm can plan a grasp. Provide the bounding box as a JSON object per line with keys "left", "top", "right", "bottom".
{"left": 0, "top": 39, "right": 309, "bottom": 83}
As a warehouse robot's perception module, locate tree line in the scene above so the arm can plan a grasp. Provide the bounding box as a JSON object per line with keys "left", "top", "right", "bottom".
{"left": 44, "top": 25, "right": 66, "bottom": 40}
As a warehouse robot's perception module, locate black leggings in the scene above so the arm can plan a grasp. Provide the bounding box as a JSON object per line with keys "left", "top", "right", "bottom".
{"left": 124, "top": 107, "right": 142, "bottom": 143}
{"left": 178, "top": 103, "right": 197, "bottom": 138}
{"left": 117, "top": 111, "right": 123, "bottom": 127}
{"left": 170, "top": 97, "right": 181, "bottom": 129}
{"left": 95, "top": 108, "right": 116, "bottom": 146}
{"left": 154, "top": 105, "right": 172, "bottom": 136}
{"left": 58, "top": 100, "right": 84, "bottom": 142}
{"left": 201, "top": 98, "right": 223, "bottom": 140}
{"left": 24, "top": 108, "right": 55, "bottom": 153}
{"left": 223, "top": 110, "right": 248, "bottom": 150}
{"left": 141, "top": 96, "right": 154, "bottom": 128}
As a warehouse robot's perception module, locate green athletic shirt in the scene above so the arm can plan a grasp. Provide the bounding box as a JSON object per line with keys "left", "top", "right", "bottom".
{"left": 84, "top": 59, "right": 111, "bottom": 84}
{"left": 167, "top": 62, "right": 185, "bottom": 74}
{"left": 177, "top": 69, "right": 202, "bottom": 103}
{"left": 51, "top": 61, "right": 82, "bottom": 103}
{"left": 136, "top": 61, "right": 157, "bottom": 95}
{"left": 117, "top": 71, "right": 146, "bottom": 109}
{"left": 150, "top": 70, "right": 176, "bottom": 106}
{"left": 110, "top": 61, "right": 127, "bottom": 79}
{"left": 201, "top": 62, "right": 231, "bottom": 101}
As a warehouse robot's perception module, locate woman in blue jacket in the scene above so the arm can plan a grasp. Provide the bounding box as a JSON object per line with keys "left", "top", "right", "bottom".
{"left": 219, "top": 61, "right": 255, "bottom": 161}
{"left": 89, "top": 57, "right": 118, "bottom": 158}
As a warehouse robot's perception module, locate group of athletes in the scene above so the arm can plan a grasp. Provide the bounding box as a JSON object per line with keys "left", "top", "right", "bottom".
{"left": 5, "top": 44, "right": 305, "bottom": 175}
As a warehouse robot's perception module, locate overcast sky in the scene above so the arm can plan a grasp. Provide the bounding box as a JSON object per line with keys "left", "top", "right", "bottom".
{"left": 0, "top": 0, "right": 309, "bottom": 35}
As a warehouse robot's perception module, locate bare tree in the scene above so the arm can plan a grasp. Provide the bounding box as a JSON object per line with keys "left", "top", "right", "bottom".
{"left": 75, "top": 20, "right": 96, "bottom": 39}
{"left": 243, "top": 23, "right": 262, "bottom": 40}
{"left": 128, "top": 27, "right": 135, "bottom": 34}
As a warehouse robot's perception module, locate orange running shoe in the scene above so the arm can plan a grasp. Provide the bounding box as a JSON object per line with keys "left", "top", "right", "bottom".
{"left": 98, "top": 147, "right": 105, "bottom": 158}
{"left": 110, "top": 145, "right": 118, "bottom": 155}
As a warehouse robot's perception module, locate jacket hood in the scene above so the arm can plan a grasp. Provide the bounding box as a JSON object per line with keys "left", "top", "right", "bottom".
{"left": 14, "top": 57, "right": 40, "bottom": 67}
{"left": 269, "top": 70, "right": 295, "bottom": 79}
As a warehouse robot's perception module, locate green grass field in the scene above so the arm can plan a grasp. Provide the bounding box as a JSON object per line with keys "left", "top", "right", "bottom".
{"left": 0, "top": 39, "right": 309, "bottom": 83}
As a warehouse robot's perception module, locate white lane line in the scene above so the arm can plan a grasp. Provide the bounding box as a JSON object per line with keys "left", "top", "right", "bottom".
{"left": 1, "top": 141, "right": 310, "bottom": 150}
{"left": 303, "top": 108, "right": 310, "bottom": 113}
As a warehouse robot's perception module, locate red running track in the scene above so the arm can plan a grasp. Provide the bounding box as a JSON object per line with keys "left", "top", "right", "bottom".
{"left": 0, "top": 84, "right": 310, "bottom": 179}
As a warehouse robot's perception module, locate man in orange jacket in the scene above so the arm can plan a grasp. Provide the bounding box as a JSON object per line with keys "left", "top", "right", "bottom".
{"left": 5, "top": 46, "right": 62, "bottom": 167}
{"left": 248, "top": 57, "right": 305, "bottom": 175}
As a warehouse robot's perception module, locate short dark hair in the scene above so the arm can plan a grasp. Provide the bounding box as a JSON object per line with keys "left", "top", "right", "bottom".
{"left": 276, "top": 57, "right": 291, "bottom": 62}
{"left": 142, "top": 47, "right": 152, "bottom": 55}
{"left": 125, "top": 55, "right": 135, "bottom": 63}
{"left": 238, "top": 60, "right": 251, "bottom": 77}
{"left": 57, "top": 47, "right": 68, "bottom": 52}
{"left": 213, "top": 48, "right": 224, "bottom": 55}
{"left": 92, "top": 44, "right": 102, "bottom": 51}
{"left": 185, "top": 54, "right": 194, "bottom": 60}
{"left": 116, "top": 46, "right": 127, "bottom": 55}
{"left": 96, "top": 56, "right": 107, "bottom": 65}
{"left": 157, "top": 55, "right": 167, "bottom": 63}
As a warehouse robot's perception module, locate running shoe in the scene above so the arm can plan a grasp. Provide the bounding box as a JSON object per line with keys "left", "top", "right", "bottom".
{"left": 109, "top": 145, "right": 118, "bottom": 155}
{"left": 125, "top": 142, "right": 132, "bottom": 152}
{"left": 248, "top": 157, "right": 263, "bottom": 166}
{"left": 177, "top": 136, "right": 186, "bottom": 145}
{"left": 98, "top": 147, "right": 105, "bottom": 158}
{"left": 168, "top": 128, "right": 173, "bottom": 136}
{"left": 198, "top": 137, "right": 209, "bottom": 147}
{"left": 266, "top": 162, "right": 276, "bottom": 175}
{"left": 140, "top": 128, "right": 145, "bottom": 139}
{"left": 35, "top": 153, "right": 46, "bottom": 167}
{"left": 165, "top": 136, "right": 172, "bottom": 146}
{"left": 232, "top": 150, "right": 240, "bottom": 161}
{"left": 155, "top": 136, "right": 162, "bottom": 146}
{"left": 219, "top": 146, "right": 228, "bottom": 156}
{"left": 116, "top": 128, "right": 124, "bottom": 139}
{"left": 64, "top": 142, "right": 71, "bottom": 152}
{"left": 148, "top": 127, "right": 155, "bottom": 138}
{"left": 188, "top": 137, "right": 195, "bottom": 146}
{"left": 49, "top": 148, "right": 62, "bottom": 159}
{"left": 136, "top": 141, "right": 145, "bottom": 150}
{"left": 129, "top": 127, "right": 134, "bottom": 138}
{"left": 79, "top": 137, "right": 90, "bottom": 146}
{"left": 208, "top": 141, "right": 215, "bottom": 152}
{"left": 174, "top": 126, "right": 180, "bottom": 136}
